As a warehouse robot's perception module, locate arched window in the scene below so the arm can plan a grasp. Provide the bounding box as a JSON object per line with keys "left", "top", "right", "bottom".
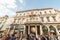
{"left": 40, "top": 12, "right": 42, "bottom": 14}
{"left": 42, "top": 25, "right": 48, "bottom": 35}
{"left": 49, "top": 25, "right": 57, "bottom": 34}
{"left": 57, "top": 25, "right": 60, "bottom": 31}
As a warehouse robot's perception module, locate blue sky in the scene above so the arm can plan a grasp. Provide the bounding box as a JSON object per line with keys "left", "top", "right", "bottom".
{"left": 24, "top": 0, "right": 60, "bottom": 10}
{"left": 0, "top": 0, "right": 60, "bottom": 17}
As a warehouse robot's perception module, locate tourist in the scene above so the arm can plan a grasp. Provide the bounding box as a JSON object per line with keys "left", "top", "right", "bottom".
{"left": 6, "top": 34, "right": 11, "bottom": 40}
{"left": 37, "top": 35, "right": 41, "bottom": 40}
{"left": 1, "top": 35, "right": 6, "bottom": 40}
{"left": 50, "top": 33, "right": 58, "bottom": 40}
{"left": 41, "top": 35, "right": 46, "bottom": 40}
{"left": 21, "top": 34, "right": 27, "bottom": 40}
{"left": 53, "top": 34, "right": 58, "bottom": 40}
{"left": 9, "top": 34, "right": 16, "bottom": 40}
{"left": 45, "top": 35, "right": 49, "bottom": 40}
{"left": 27, "top": 34, "right": 34, "bottom": 40}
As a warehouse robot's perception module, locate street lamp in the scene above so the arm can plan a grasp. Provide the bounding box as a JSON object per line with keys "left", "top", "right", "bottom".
{"left": 31, "top": 27, "right": 36, "bottom": 33}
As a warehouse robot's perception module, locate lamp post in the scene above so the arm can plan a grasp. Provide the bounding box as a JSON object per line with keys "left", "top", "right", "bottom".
{"left": 31, "top": 27, "right": 36, "bottom": 33}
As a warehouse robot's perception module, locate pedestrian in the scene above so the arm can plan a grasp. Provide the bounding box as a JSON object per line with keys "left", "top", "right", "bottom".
{"left": 1, "top": 35, "right": 6, "bottom": 40}
{"left": 21, "top": 34, "right": 27, "bottom": 40}
{"left": 6, "top": 34, "right": 11, "bottom": 40}
{"left": 45, "top": 35, "right": 49, "bottom": 40}
{"left": 37, "top": 35, "right": 41, "bottom": 40}
{"left": 41, "top": 35, "right": 46, "bottom": 40}
{"left": 9, "top": 33, "right": 16, "bottom": 40}
{"left": 50, "top": 33, "right": 57, "bottom": 40}
{"left": 27, "top": 34, "right": 34, "bottom": 40}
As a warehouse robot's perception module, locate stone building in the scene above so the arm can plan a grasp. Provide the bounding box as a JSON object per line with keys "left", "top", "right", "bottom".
{"left": 8, "top": 8, "right": 60, "bottom": 37}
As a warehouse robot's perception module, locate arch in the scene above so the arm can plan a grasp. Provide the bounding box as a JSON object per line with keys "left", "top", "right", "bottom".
{"left": 49, "top": 25, "right": 57, "bottom": 35}
{"left": 57, "top": 25, "right": 60, "bottom": 31}
{"left": 42, "top": 25, "right": 48, "bottom": 35}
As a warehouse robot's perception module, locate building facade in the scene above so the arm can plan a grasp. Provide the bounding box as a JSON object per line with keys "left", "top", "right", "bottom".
{"left": 9, "top": 8, "right": 60, "bottom": 37}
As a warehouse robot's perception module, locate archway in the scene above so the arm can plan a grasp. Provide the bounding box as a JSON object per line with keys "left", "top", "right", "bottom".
{"left": 49, "top": 25, "right": 57, "bottom": 35}
{"left": 57, "top": 25, "right": 60, "bottom": 34}
{"left": 42, "top": 25, "right": 48, "bottom": 35}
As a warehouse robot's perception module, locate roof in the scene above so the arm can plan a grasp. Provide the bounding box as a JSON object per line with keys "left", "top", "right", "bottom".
{"left": 16, "top": 8, "right": 53, "bottom": 13}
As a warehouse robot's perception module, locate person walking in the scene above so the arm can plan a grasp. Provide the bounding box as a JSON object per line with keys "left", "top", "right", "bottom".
{"left": 1, "top": 35, "right": 6, "bottom": 40}
{"left": 21, "top": 34, "right": 27, "bottom": 40}
{"left": 45, "top": 35, "right": 49, "bottom": 40}
{"left": 41, "top": 35, "right": 46, "bottom": 40}
{"left": 50, "top": 33, "right": 58, "bottom": 40}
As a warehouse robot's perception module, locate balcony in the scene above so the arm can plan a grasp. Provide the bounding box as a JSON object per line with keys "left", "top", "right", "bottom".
{"left": 25, "top": 20, "right": 41, "bottom": 24}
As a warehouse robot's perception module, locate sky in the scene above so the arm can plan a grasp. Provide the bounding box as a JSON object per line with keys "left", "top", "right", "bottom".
{"left": 0, "top": 0, "right": 60, "bottom": 17}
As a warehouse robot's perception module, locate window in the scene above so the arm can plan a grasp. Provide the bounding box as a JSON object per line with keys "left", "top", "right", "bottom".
{"left": 36, "top": 18, "right": 38, "bottom": 20}
{"left": 57, "top": 25, "right": 60, "bottom": 30}
{"left": 40, "top": 12, "right": 42, "bottom": 14}
{"left": 49, "top": 11, "right": 51, "bottom": 13}
{"left": 35, "top": 12, "right": 37, "bottom": 13}
{"left": 20, "top": 14, "right": 21, "bottom": 16}
{"left": 23, "top": 18, "right": 25, "bottom": 20}
{"left": 24, "top": 13, "right": 25, "bottom": 15}
{"left": 44, "top": 11, "right": 47, "bottom": 13}
{"left": 41, "top": 17, "right": 44, "bottom": 22}
{"left": 46, "top": 17, "right": 50, "bottom": 22}
{"left": 30, "top": 18, "right": 32, "bottom": 20}
{"left": 31, "top": 12, "right": 33, "bottom": 14}
{"left": 14, "top": 19, "right": 16, "bottom": 23}
{"left": 15, "top": 19, "right": 18, "bottom": 23}
{"left": 52, "top": 16, "right": 56, "bottom": 21}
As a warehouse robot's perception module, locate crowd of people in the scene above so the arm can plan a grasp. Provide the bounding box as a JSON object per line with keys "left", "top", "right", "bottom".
{"left": 0, "top": 32, "right": 59, "bottom": 40}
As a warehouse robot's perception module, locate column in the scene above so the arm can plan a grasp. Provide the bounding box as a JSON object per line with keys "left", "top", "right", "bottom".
{"left": 35, "top": 25, "right": 38, "bottom": 38}
{"left": 11, "top": 26, "right": 15, "bottom": 34}
{"left": 23, "top": 25, "right": 26, "bottom": 34}
{"left": 46, "top": 26, "right": 50, "bottom": 35}
{"left": 54, "top": 26, "right": 59, "bottom": 35}
{"left": 54, "top": 26, "right": 60, "bottom": 40}
{"left": 28, "top": 25, "right": 30, "bottom": 34}
{"left": 13, "top": 26, "right": 16, "bottom": 33}
{"left": 7, "top": 26, "right": 11, "bottom": 34}
{"left": 40, "top": 25, "right": 43, "bottom": 35}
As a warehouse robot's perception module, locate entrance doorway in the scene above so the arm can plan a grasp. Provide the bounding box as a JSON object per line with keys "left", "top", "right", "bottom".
{"left": 49, "top": 25, "right": 57, "bottom": 35}
{"left": 25, "top": 26, "right": 36, "bottom": 34}
{"left": 42, "top": 25, "right": 48, "bottom": 35}
{"left": 30, "top": 26, "right": 35, "bottom": 34}
{"left": 25, "top": 25, "right": 40, "bottom": 37}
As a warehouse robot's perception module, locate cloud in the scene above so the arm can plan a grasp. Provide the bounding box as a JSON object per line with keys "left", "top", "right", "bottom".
{"left": 0, "top": 0, "right": 17, "bottom": 8}
{"left": 0, "top": 0, "right": 25, "bottom": 17}
{"left": 19, "top": 0, "right": 24, "bottom": 4}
